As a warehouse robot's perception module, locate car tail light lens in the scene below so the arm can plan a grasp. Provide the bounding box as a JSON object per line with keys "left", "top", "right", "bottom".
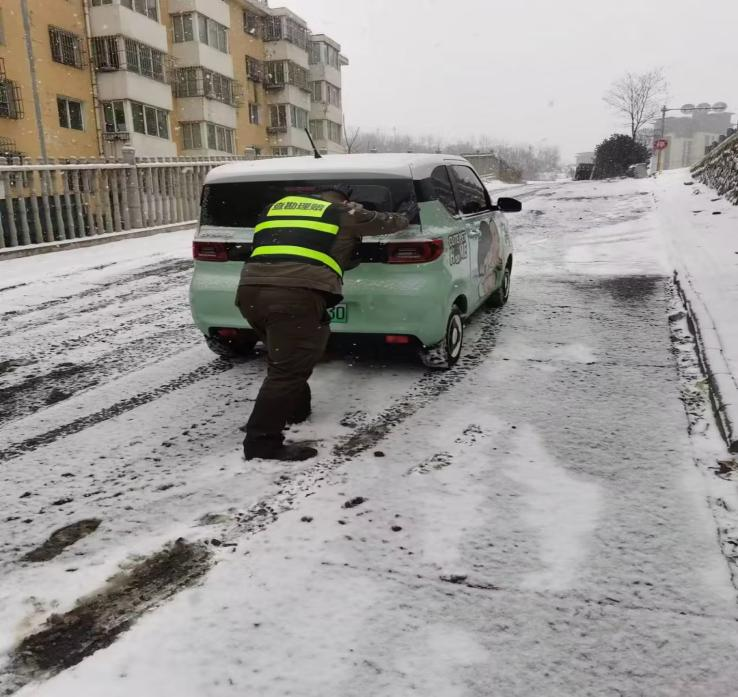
{"left": 386, "top": 240, "right": 443, "bottom": 264}
{"left": 217, "top": 328, "right": 239, "bottom": 338}
{"left": 193, "top": 241, "right": 228, "bottom": 261}
{"left": 385, "top": 335, "right": 411, "bottom": 345}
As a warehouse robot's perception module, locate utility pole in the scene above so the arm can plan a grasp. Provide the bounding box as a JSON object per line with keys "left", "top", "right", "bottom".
{"left": 656, "top": 105, "right": 667, "bottom": 172}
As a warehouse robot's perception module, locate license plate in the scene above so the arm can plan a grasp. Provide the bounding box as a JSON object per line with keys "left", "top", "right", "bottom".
{"left": 328, "top": 304, "right": 348, "bottom": 324}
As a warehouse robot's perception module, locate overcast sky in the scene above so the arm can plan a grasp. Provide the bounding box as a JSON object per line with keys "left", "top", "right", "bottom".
{"left": 282, "top": 0, "right": 737, "bottom": 161}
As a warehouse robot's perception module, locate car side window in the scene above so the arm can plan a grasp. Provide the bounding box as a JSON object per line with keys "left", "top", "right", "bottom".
{"left": 430, "top": 166, "right": 458, "bottom": 216}
{"left": 449, "top": 165, "right": 491, "bottom": 215}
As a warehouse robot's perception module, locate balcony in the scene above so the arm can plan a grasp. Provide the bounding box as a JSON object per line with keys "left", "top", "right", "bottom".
{"left": 170, "top": 42, "right": 234, "bottom": 79}
{"left": 169, "top": 0, "right": 230, "bottom": 27}
{"left": 97, "top": 71, "right": 174, "bottom": 111}
{"left": 89, "top": 3, "right": 168, "bottom": 53}
{"left": 176, "top": 98, "right": 237, "bottom": 129}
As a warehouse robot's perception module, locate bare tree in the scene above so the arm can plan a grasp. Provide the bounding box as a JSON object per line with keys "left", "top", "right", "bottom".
{"left": 603, "top": 69, "right": 668, "bottom": 139}
{"left": 344, "top": 125, "right": 361, "bottom": 154}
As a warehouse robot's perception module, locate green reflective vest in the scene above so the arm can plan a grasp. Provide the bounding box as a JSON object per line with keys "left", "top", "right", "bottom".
{"left": 249, "top": 195, "right": 343, "bottom": 277}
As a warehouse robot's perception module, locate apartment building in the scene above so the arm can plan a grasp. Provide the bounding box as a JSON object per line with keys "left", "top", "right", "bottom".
{"left": 309, "top": 33, "right": 348, "bottom": 155}
{"left": 0, "top": 0, "right": 348, "bottom": 161}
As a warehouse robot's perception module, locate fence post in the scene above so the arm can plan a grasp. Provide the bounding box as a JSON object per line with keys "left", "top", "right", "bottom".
{"left": 121, "top": 145, "right": 143, "bottom": 229}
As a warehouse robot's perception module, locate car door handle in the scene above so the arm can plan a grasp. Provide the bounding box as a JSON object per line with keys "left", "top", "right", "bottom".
{"left": 467, "top": 225, "right": 482, "bottom": 239}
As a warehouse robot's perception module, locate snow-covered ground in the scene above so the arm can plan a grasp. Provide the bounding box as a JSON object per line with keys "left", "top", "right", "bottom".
{"left": 653, "top": 169, "right": 738, "bottom": 451}
{"left": 1, "top": 176, "right": 738, "bottom": 695}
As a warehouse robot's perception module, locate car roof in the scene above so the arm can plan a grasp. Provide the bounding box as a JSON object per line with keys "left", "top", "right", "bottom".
{"left": 204, "top": 153, "right": 472, "bottom": 184}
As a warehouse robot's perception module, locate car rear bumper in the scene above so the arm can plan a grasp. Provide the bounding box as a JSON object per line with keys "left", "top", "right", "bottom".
{"left": 190, "top": 260, "right": 451, "bottom": 347}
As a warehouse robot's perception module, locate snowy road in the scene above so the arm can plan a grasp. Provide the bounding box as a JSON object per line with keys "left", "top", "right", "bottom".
{"left": 2, "top": 178, "right": 738, "bottom": 696}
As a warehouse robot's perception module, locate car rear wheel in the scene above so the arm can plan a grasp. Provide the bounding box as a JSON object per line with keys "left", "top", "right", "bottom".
{"left": 419, "top": 305, "right": 464, "bottom": 370}
{"left": 488, "top": 263, "right": 511, "bottom": 308}
{"left": 205, "top": 331, "right": 258, "bottom": 358}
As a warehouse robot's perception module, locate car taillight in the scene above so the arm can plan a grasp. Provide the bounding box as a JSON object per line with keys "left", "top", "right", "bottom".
{"left": 193, "top": 241, "right": 228, "bottom": 261}
{"left": 385, "top": 335, "right": 411, "bottom": 345}
{"left": 386, "top": 239, "right": 443, "bottom": 264}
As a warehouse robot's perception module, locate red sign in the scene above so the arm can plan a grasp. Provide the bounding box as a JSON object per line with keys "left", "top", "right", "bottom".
{"left": 654, "top": 139, "right": 669, "bottom": 151}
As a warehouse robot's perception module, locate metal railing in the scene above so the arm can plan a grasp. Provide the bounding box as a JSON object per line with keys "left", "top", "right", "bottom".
{"left": 0, "top": 149, "right": 253, "bottom": 249}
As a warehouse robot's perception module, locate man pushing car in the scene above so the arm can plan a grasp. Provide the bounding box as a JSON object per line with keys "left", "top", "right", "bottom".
{"left": 236, "top": 186, "right": 415, "bottom": 462}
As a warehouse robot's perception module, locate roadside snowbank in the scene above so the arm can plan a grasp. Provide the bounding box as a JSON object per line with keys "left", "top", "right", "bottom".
{"left": 654, "top": 169, "right": 738, "bottom": 451}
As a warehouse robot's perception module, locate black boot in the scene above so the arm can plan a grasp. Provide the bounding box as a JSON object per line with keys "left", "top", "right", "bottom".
{"left": 244, "top": 438, "right": 317, "bottom": 462}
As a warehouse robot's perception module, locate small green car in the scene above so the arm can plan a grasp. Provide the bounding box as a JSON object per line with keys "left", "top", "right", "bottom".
{"left": 189, "top": 154, "right": 520, "bottom": 369}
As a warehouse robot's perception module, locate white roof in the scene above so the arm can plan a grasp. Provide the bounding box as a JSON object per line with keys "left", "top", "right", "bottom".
{"left": 205, "top": 153, "right": 472, "bottom": 184}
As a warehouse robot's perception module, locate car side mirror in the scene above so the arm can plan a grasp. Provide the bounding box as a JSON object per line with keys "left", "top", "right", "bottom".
{"left": 496, "top": 197, "right": 522, "bottom": 213}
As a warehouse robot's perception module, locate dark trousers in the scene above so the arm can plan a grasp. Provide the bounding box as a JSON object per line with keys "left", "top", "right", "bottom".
{"left": 236, "top": 285, "right": 330, "bottom": 444}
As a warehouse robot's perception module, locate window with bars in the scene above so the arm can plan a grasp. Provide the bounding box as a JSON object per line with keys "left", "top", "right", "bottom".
{"left": 181, "top": 122, "right": 203, "bottom": 150}
{"left": 131, "top": 101, "right": 169, "bottom": 139}
{"left": 57, "top": 96, "right": 84, "bottom": 130}
{"left": 174, "top": 68, "right": 237, "bottom": 105}
{"left": 49, "top": 27, "right": 84, "bottom": 68}
{"left": 243, "top": 11, "right": 262, "bottom": 38}
{"left": 246, "top": 56, "right": 263, "bottom": 82}
{"left": 91, "top": 0, "right": 114, "bottom": 5}
{"left": 272, "top": 146, "right": 290, "bottom": 157}
{"left": 265, "top": 60, "right": 309, "bottom": 91}
{"left": 0, "top": 79, "right": 23, "bottom": 119}
{"left": 265, "top": 60, "right": 285, "bottom": 87}
{"left": 172, "top": 14, "right": 194, "bottom": 43}
{"left": 285, "top": 19, "right": 307, "bottom": 49}
{"left": 204, "top": 70, "right": 235, "bottom": 104}
{"left": 124, "top": 39, "right": 166, "bottom": 82}
{"left": 102, "top": 100, "right": 127, "bottom": 133}
{"left": 91, "top": 36, "right": 120, "bottom": 70}
{"left": 206, "top": 122, "right": 235, "bottom": 153}
{"left": 268, "top": 104, "right": 287, "bottom": 130}
{"left": 291, "top": 106, "right": 308, "bottom": 130}
{"left": 249, "top": 103, "right": 260, "bottom": 125}
{"left": 262, "top": 15, "right": 282, "bottom": 41}
{"left": 121, "top": 0, "right": 158, "bottom": 22}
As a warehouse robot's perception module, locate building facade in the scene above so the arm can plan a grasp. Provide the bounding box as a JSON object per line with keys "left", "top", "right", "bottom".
{"left": 0, "top": 0, "right": 348, "bottom": 161}
{"left": 648, "top": 108, "right": 733, "bottom": 170}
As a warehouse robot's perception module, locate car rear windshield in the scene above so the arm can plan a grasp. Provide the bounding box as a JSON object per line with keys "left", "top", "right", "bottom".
{"left": 201, "top": 178, "right": 418, "bottom": 228}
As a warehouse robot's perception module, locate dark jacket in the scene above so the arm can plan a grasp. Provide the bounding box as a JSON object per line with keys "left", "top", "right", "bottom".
{"left": 238, "top": 201, "right": 410, "bottom": 304}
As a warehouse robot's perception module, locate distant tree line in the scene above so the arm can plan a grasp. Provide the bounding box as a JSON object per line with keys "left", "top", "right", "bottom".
{"left": 344, "top": 128, "right": 562, "bottom": 181}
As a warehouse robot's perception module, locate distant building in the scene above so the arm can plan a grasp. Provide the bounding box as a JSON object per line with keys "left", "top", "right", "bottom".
{"left": 651, "top": 108, "right": 733, "bottom": 169}
{"left": 0, "top": 0, "right": 349, "bottom": 161}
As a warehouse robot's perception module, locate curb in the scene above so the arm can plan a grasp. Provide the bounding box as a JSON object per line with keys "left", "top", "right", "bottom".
{"left": 0, "top": 221, "right": 196, "bottom": 261}
{"left": 674, "top": 270, "right": 738, "bottom": 453}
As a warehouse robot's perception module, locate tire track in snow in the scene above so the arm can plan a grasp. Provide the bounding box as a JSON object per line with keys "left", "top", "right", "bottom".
{"left": 0, "top": 359, "right": 234, "bottom": 462}
{"left": 0, "top": 325, "right": 200, "bottom": 425}
{"left": 214, "top": 307, "right": 506, "bottom": 544}
{"left": 0, "top": 259, "right": 192, "bottom": 332}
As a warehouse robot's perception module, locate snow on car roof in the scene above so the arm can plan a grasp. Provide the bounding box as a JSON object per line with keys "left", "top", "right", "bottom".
{"left": 204, "top": 153, "right": 471, "bottom": 184}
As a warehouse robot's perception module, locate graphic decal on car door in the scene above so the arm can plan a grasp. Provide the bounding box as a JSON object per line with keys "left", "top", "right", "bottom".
{"left": 476, "top": 219, "right": 502, "bottom": 298}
